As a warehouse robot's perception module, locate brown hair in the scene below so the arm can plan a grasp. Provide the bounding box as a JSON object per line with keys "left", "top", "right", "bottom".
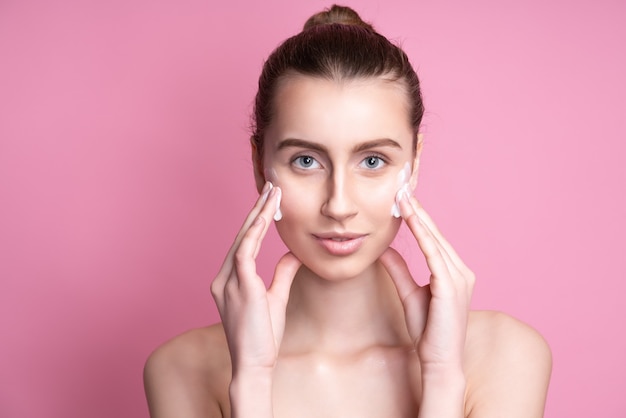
{"left": 251, "top": 4, "right": 424, "bottom": 181}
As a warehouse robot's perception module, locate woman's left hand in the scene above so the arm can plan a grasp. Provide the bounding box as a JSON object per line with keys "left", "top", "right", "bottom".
{"left": 380, "top": 190, "right": 475, "bottom": 373}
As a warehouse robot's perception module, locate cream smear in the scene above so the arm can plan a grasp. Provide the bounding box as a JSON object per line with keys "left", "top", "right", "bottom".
{"left": 391, "top": 162, "right": 412, "bottom": 218}
{"left": 264, "top": 169, "right": 283, "bottom": 221}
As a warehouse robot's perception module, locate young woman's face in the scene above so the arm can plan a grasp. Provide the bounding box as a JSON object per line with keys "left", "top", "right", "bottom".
{"left": 262, "top": 75, "right": 417, "bottom": 281}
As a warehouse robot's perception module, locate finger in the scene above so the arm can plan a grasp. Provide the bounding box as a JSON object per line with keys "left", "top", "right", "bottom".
{"left": 378, "top": 248, "right": 430, "bottom": 344}
{"left": 252, "top": 186, "right": 281, "bottom": 259}
{"left": 233, "top": 215, "right": 268, "bottom": 291}
{"left": 378, "top": 247, "right": 422, "bottom": 302}
{"left": 213, "top": 184, "right": 281, "bottom": 301}
{"left": 408, "top": 196, "right": 470, "bottom": 274}
{"left": 267, "top": 252, "right": 302, "bottom": 305}
{"left": 403, "top": 196, "right": 475, "bottom": 296}
{"left": 209, "top": 277, "right": 225, "bottom": 311}
{"left": 397, "top": 194, "right": 455, "bottom": 282}
{"left": 233, "top": 186, "right": 281, "bottom": 287}
{"left": 216, "top": 181, "right": 273, "bottom": 277}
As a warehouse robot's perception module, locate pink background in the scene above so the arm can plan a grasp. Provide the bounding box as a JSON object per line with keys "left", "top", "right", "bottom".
{"left": 1, "top": 0, "right": 625, "bottom": 417}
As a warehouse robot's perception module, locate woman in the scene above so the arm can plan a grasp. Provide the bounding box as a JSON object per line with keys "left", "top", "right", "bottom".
{"left": 144, "top": 5, "right": 552, "bottom": 417}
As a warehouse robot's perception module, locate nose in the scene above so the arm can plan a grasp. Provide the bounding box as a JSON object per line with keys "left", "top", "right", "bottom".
{"left": 320, "top": 169, "right": 358, "bottom": 222}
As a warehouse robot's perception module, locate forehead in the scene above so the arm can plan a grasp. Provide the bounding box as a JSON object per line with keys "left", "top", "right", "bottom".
{"left": 266, "top": 75, "right": 413, "bottom": 148}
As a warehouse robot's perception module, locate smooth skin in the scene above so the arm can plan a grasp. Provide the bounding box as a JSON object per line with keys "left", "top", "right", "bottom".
{"left": 144, "top": 76, "right": 552, "bottom": 418}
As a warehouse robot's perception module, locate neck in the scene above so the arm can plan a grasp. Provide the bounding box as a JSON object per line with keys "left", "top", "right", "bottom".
{"left": 282, "top": 261, "right": 410, "bottom": 354}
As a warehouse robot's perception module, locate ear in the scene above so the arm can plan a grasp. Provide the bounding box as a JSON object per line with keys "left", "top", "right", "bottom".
{"left": 251, "top": 140, "right": 266, "bottom": 193}
{"left": 409, "top": 133, "right": 424, "bottom": 191}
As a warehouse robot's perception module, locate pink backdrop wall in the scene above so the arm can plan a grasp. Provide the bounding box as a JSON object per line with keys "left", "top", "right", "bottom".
{"left": 1, "top": 0, "right": 625, "bottom": 417}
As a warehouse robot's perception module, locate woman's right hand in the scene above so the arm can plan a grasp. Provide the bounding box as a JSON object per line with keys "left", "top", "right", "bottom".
{"left": 210, "top": 182, "right": 302, "bottom": 375}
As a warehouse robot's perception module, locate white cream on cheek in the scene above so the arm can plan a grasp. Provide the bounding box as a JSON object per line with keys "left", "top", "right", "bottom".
{"left": 391, "top": 162, "right": 412, "bottom": 218}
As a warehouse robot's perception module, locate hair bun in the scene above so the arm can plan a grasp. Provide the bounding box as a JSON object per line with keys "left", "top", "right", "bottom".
{"left": 303, "top": 4, "right": 374, "bottom": 31}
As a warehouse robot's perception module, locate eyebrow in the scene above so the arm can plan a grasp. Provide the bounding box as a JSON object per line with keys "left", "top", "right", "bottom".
{"left": 277, "top": 138, "right": 402, "bottom": 153}
{"left": 277, "top": 138, "right": 327, "bottom": 153}
{"left": 353, "top": 138, "right": 402, "bottom": 152}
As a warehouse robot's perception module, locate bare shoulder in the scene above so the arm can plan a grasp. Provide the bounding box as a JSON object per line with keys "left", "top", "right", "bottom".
{"left": 466, "top": 310, "right": 552, "bottom": 360}
{"left": 464, "top": 311, "right": 552, "bottom": 418}
{"left": 143, "top": 323, "right": 231, "bottom": 418}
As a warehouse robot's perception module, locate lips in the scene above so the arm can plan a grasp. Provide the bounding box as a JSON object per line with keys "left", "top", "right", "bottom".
{"left": 313, "top": 232, "right": 367, "bottom": 256}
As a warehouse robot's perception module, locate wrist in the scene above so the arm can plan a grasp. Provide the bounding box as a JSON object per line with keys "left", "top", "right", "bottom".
{"left": 421, "top": 365, "right": 466, "bottom": 396}
{"left": 229, "top": 370, "right": 274, "bottom": 418}
{"left": 418, "top": 367, "right": 466, "bottom": 418}
{"left": 421, "top": 363, "right": 465, "bottom": 382}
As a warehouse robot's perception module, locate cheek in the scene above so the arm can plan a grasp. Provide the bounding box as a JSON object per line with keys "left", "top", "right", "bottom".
{"left": 356, "top": 175, "right": 401, "bottom": 218}
{"left": 273, "top": 182, "right": 314, "bottom": 253}
{"left": 277, "top": 180, "right": 315, "bottom": 216}
{"left": 356, "top": 176, "right": 403, "bottom": 247}
{"left": 272, "top": 180, "right": 319, "bottom": 248}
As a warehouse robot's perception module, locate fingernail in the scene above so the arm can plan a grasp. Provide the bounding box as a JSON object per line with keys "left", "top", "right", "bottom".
{"left": 396, "top": 184, "right": 409, "bottom": 202}
{"left": 261, "top": 181, "right": 273, "bottom": 203}
{"left": 392, "top": 184, "right": 409, "bottom": 218}
{"left": 273, "top": 187, "right": 283, "bottom": 221}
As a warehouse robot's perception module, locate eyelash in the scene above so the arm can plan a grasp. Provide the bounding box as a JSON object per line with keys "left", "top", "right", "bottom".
{"left": 291, "top": 154, "right": 388, "bottom": 170}
{"left": 359, "top": 154, "right": 387, "bottom": 170}
{"left": 292, "top": 155, "right": 321, "bottom": 169}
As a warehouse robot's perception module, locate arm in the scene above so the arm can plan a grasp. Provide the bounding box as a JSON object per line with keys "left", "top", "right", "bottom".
{"left": 210, "top": 182, "right": 301, "bottom": 418}
{"left": 381, "top": 189, "right": 474, "bottom": 418}
{"left": 228, "top": 370, "right": 274, "bottom": 418}
{"left": 465, "top": 311, "right": 552, "bottom": 418}
{"left": 143, "top": 183, "right": 299, "bottom": 418}
{"left": 381, "top": 190, "right": 551, "bottom": 417}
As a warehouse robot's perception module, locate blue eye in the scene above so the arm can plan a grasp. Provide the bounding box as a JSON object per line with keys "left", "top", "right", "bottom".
{"left": 293, "top": 155, "right": 320, "bottom": 169}
{"left": 361, "top": 156, "right": 385, "bottom": 169}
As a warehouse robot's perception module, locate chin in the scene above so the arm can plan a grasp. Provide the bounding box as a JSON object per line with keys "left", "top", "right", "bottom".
{"left": 300, "top": 258, "right": 379, "bottom": 282}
